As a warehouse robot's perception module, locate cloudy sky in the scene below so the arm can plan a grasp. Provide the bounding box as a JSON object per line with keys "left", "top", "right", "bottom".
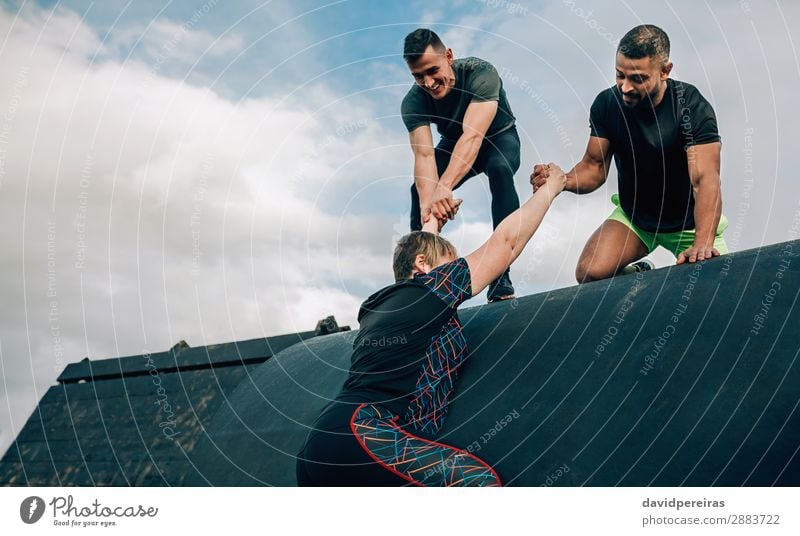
{"left": 1, "top": 0, "right": 798, "bottom": 455}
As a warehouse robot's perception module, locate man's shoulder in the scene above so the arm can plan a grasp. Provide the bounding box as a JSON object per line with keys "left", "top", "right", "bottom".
{"left": 590, "top": 85, "right": 620, "bottom": 115}
{"left": 593, "top": 85, "right": 618, "bottom": 102}
{"left": 455, "top": 56, "right": 497, "bottom": 74}
{"left": 401, "top": 84, "right": 429, "bottom": 111}
{"left": 402, "top": 83, "right": 425, "bottom": 101}
{"left": 669, "top": 78, "right": 700, "bottom": 93}
{"left": 669, "top": 79, "right": 711, "bottom": 106}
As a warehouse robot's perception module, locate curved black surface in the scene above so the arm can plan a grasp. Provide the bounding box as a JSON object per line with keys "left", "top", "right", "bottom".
{"left": 189, "top": 241, "right": 800, "bottom": 486}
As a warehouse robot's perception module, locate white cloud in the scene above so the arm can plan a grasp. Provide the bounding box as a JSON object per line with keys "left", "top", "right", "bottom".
{"left": 106, "top": 17, "right": 245, "bottom": 66}
{"left": 0, "top": 3, "right": 403, "bottom": 455}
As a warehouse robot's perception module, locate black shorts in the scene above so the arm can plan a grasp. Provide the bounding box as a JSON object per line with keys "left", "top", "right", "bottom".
{"left": 296, "top": 401, "right": 409, "bottom": 486}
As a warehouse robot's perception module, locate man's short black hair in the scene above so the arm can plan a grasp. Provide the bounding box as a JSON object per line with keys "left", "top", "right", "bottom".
{"left": 403, "top": 28, "right": 445, "bottom": 63}
{"left": 617, "top": 24, "right": 670, "bottom": 65}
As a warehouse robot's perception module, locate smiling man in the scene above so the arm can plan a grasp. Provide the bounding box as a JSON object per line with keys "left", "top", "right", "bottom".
{"left": 401, "top": 28, "right": 520, "bottom": 302}
{"left": 532, "top": 24, "right": 728, "bottom": 283}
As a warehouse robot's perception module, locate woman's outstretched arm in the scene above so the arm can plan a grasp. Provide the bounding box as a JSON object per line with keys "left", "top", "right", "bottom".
{"left": 465, "top": 165, "right": 566, "bottom": 295}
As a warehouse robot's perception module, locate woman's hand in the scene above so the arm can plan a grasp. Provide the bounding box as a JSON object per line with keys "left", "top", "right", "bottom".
{"left": 535, "top": 163, "right": 566, "bottom": 199}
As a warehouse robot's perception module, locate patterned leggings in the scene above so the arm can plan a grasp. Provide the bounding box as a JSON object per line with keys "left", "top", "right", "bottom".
{"left": 297, "top": 403, "right": 500, "bottom": 487}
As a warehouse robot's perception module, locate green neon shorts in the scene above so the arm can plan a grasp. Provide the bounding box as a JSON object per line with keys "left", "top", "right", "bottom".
{"left": 607, "top": 194, "right": 729, "bottom": 257}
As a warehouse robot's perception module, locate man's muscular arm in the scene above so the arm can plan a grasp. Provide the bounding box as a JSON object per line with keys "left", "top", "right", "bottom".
{"left": 429, "top": 100, "right": 498, "bottom": 220}
{"left": 677, "top": 141, "right": 722, "bottom": 264}
{"left": 409, "top": 125, "right": 440, "bottom": 225}
{"left": 531, "top": 136, "right": 612, "bottom": 194}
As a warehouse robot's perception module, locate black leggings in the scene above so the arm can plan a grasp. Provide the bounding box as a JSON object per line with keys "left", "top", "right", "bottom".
{"left": 410, "top": 127, "right": 521, "bottom": 231}
{"left": 296, "top": 402, "right": 501, "bottom": 487}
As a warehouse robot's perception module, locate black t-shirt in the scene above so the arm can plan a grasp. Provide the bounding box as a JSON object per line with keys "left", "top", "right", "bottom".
{"left": 326, "top": 257, "right": 472, "bottom": 433}
{"left": 589, "top": 79, "right": 721, "bottom": 232}
{"left": 401, "top": 57, "right": 516, "bottom": 141}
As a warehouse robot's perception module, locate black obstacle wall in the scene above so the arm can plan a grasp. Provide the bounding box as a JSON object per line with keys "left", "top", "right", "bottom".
{"left": 3, "top": 242, "right": 798, "bottom": 486}
{"left": 189, "top": 240, "right": 800, "bottom": 486}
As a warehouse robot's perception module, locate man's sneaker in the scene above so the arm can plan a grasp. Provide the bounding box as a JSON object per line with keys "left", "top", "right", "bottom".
{"left": 487, "top": 270, "right": 515, "bottom": 303}
{"left": 621, "top": 259, "right": 654, "bottom": 275}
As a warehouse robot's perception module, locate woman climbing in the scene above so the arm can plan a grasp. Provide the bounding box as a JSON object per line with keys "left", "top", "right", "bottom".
{"left": 296, "top": 165, "right": 566, "bottom": 486}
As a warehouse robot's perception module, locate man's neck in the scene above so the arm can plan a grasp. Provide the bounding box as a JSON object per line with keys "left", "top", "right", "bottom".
{"left": 651, "top": 79, "right": 669, "bottom": 107}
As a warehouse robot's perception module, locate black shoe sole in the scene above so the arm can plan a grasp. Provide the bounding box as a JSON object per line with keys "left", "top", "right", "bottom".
{"left": 487, "top": 294, "right": 515, "bottom": 303}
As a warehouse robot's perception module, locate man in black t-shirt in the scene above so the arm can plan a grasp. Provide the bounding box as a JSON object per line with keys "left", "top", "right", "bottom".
{"left": 401, "top": 28, "right": 520, "bottom": 302}
{"left": 532, "top": 24, "right": 728, "bottom": 283}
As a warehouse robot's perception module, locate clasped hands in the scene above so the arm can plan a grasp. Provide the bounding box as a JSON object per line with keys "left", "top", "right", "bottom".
{"left": 422, "top": 183, "right": 462, "bottom": 232}
{"left": 422, "top": 164, "right": 567, "bottom": 233}
{"left": 530, "top": 162, "right": 567, "bottom": 196}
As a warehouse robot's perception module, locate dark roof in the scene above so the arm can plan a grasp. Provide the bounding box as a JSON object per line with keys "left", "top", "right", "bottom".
{"left": 0, "top": 330, "right": 323, "bottom": 485}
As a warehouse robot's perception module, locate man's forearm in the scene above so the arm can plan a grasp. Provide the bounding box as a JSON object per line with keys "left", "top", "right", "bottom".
{"left": 414, "top": 176, "right": 436, "bottom": 210}
{"left": 413, "top": 154, "right": 439, "bottom": 209}
{"left": 692, "top": 174, "right": 722, "bottom": 247}
{"left": 439, "top": 133, "right": 482, "bottom": 189}
{"left": 565, "top": 160, "right": 606, "bottom": 194}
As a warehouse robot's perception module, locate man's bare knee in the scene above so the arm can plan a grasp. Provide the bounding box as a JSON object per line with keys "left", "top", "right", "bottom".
{"left": 575, "top": 261, "right": 616, "bottom": 283}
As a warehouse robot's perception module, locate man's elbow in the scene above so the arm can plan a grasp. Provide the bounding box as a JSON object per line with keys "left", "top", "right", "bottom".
{"left": 574, "top": 167, "right": 606, "bottom": 194}
{"left": 413, "top": 147, "right": 435, "bottom": 160}
{"left": 691, "top": 173, "right": 721, "bottom": 193}
{"left": 460, "top": 131, "right": 485, "bottom": 149}
{"left": 588, "top": 173, "right": 607, "bottom": 192}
